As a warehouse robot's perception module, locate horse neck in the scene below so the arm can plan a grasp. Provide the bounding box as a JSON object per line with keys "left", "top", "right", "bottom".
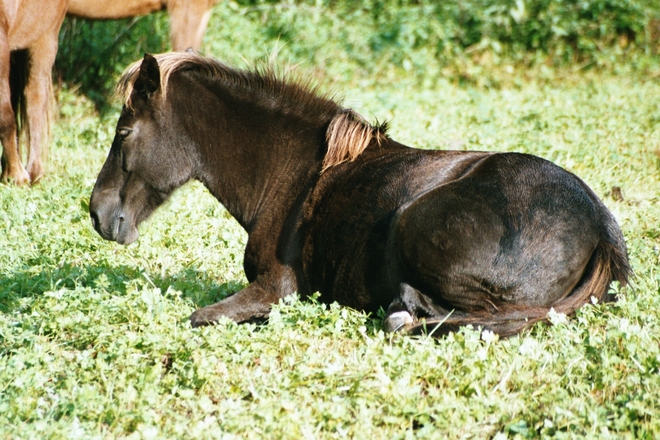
{"left": 170, "top": 75, "right": 329, "bottom": 232}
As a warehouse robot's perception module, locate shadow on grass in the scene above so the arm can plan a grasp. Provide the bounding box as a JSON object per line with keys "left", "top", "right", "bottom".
{"left": 0, "top": 262, "right": 385, "bottom": 333}
{"left": 0, "top": 262, "right": 246, "bottom": 314}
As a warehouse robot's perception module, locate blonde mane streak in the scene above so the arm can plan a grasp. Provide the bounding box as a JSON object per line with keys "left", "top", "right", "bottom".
{"left": 117, "top": 52, "right": 222, "bottom": 108}
{"left": 322, "top": 110, "right": 386, "bottom": 172}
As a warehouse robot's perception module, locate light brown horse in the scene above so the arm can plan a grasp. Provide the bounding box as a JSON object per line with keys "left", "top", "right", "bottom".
{"left": 67, "top": 0, "right": 220, "bottom": 51}
{"left": 1, "top": 0, "right": 67, "bottom": 185}
{"left": 1, "top": 0, "right": 219, "bottom": 185}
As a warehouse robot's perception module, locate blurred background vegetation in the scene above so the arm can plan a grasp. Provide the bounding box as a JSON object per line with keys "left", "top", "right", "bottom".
{"left": 55, "top": 0, "right": 660, "bottom": 110}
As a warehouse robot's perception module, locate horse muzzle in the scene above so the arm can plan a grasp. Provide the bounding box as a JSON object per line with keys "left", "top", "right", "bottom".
{"left": 89, "top": 197, "right": 139, "bottom": 245}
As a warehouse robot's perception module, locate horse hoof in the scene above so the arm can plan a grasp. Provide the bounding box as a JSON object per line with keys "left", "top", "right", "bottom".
{"left": 27, "top": 164, "right": 44, "bottom": 184}
{"left": 189, "top": 309, "right": 216, "bottom": 328}
{"left": 384, "top": 310, "right": 413, "bottom": 333}
{"left": 29, "top": 170, "right": 44, "bottom": 185}
{"left": 1, "top": 169, "right": 31, "bottom": 186}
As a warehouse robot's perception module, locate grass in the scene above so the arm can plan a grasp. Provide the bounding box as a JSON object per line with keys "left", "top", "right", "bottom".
{"left": 3, "top": 1, "right": 660, "bottom": 438}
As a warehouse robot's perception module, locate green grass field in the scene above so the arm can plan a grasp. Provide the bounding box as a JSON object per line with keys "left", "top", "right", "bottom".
{"left": 2, "top": 1, "right": 660, "bottom": 438}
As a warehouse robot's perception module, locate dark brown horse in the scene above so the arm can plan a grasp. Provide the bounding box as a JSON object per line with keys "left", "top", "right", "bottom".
{"left": 1, "top": 0, "right": 67, "bottom": 185}
{"left": 90, "top": 53, "right": 630, "bottom": 336}
{"left": 67, "top": 0, "right": 220, "bottom": 51}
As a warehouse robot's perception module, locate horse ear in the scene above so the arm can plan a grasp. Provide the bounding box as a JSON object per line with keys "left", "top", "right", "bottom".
{"left": 132, "top": 53, "right": 161, "bottom": 100}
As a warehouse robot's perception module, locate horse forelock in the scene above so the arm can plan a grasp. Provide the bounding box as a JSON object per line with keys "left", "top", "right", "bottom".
{"left": 118, "top": 52, "right": 228, "bottom": 109}
{"left": 322, "top": 110, "right": 388, "bottom": 172}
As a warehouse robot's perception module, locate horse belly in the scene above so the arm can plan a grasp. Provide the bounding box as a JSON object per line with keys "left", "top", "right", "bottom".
{"left": 302, "top": 150, "right": 497, "bottom": 311}
{"left": 303, "top": 201, "right": 396, "bottom": 312}
{"left": 67, "top": 0, "right": 164, "bottom": 18}
{"left": 394, "top": 154, "right": 600, "bottom": 315}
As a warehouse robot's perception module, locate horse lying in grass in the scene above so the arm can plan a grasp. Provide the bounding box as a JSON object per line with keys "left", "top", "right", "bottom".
{"left": 89, "top": 53, "right": 630, "bottom": 336}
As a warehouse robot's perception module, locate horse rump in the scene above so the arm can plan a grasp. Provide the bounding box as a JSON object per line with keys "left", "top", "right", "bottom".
{"left": 405, "top": 239, "right": 630, "bottom": 337}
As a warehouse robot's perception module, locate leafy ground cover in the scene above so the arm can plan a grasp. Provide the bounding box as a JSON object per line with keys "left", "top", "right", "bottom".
{"left": 3, "top": 1, "right": 660, "bottom": 438}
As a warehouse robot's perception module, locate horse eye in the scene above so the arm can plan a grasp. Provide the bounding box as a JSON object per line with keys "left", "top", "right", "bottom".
{"left": 117, "top": 128, "right": 132, "bottom": 139}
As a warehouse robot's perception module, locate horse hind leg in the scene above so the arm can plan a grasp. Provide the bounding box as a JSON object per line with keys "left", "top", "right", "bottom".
{"left": 384, "top": 283, "right": 546, "bottom": 337}
{"left": 384, "top": 283, "right": 457, "bottom": 334}
{"left": 0, "top": 43, "right": 30, "bottom": 185}
{"left": 167, "top": 0, "right": 214, "bottom": 51}
{"left": 23, "top": 33, "right": 59, "bottom": 183}
{"left": 383, "top": 284, "right": 418, "bottom": 333}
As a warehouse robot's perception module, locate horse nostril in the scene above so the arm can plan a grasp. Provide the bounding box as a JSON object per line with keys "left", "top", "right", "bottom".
{"left": 90, "top": 210, "right": 100, "bottom": 231}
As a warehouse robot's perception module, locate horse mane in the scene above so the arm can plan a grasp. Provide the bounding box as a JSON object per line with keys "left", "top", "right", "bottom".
{"left": 323, "top": 110, "right": 388, "bottom": 172}
{"left": 117, "top": 52, "right": 388, "bottom": 171}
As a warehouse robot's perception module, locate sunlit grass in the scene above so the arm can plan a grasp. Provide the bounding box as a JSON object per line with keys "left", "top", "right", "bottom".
{"left": 2, "top": 4, "right": 660, "bottom": 438}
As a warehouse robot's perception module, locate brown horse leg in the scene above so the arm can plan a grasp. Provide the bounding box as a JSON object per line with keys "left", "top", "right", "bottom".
{"left": 189, "top": 282, "right": 282, "bottom": 328}
{"left": 0, "top": 39, "right": 30, "bottom": 185}
{"left": 383, "top": 283, "right": 459, "bottom": 333}
{"left": 383, "top": 284, "right": 418, "bottom": 332}
{"left": 24, "top": 33, "right": 59, "bottom": 183}
{"left": 167, "top": 0, "right": 214, "bottom": 51}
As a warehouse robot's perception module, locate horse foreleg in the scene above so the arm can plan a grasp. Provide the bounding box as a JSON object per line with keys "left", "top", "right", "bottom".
{"left": 167, "top": 0, "right": 215, "bottom": 51}
{"left": 189, "top": 282, "right": 283, "bottom": 328}
{"left": 24, "top": 32, "right": 59, "bottom": 183}
{"left": 0, "top": 41, "right": 30, "bottom": 185}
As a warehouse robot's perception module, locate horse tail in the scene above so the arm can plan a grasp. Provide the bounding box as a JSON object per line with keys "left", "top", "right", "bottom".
{"left": 9, "top": 49, "right": 31, "bottom": 158}
{"left": 410, "top": 236, "right": 631, "bottom": 338}
{"left": 9, "top": 49, "right": 53, "bottom": 171}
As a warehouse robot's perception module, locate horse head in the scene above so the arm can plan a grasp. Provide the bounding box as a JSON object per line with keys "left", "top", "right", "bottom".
{"left": 89, "top": 53, "right": 194, "bottom": 244}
